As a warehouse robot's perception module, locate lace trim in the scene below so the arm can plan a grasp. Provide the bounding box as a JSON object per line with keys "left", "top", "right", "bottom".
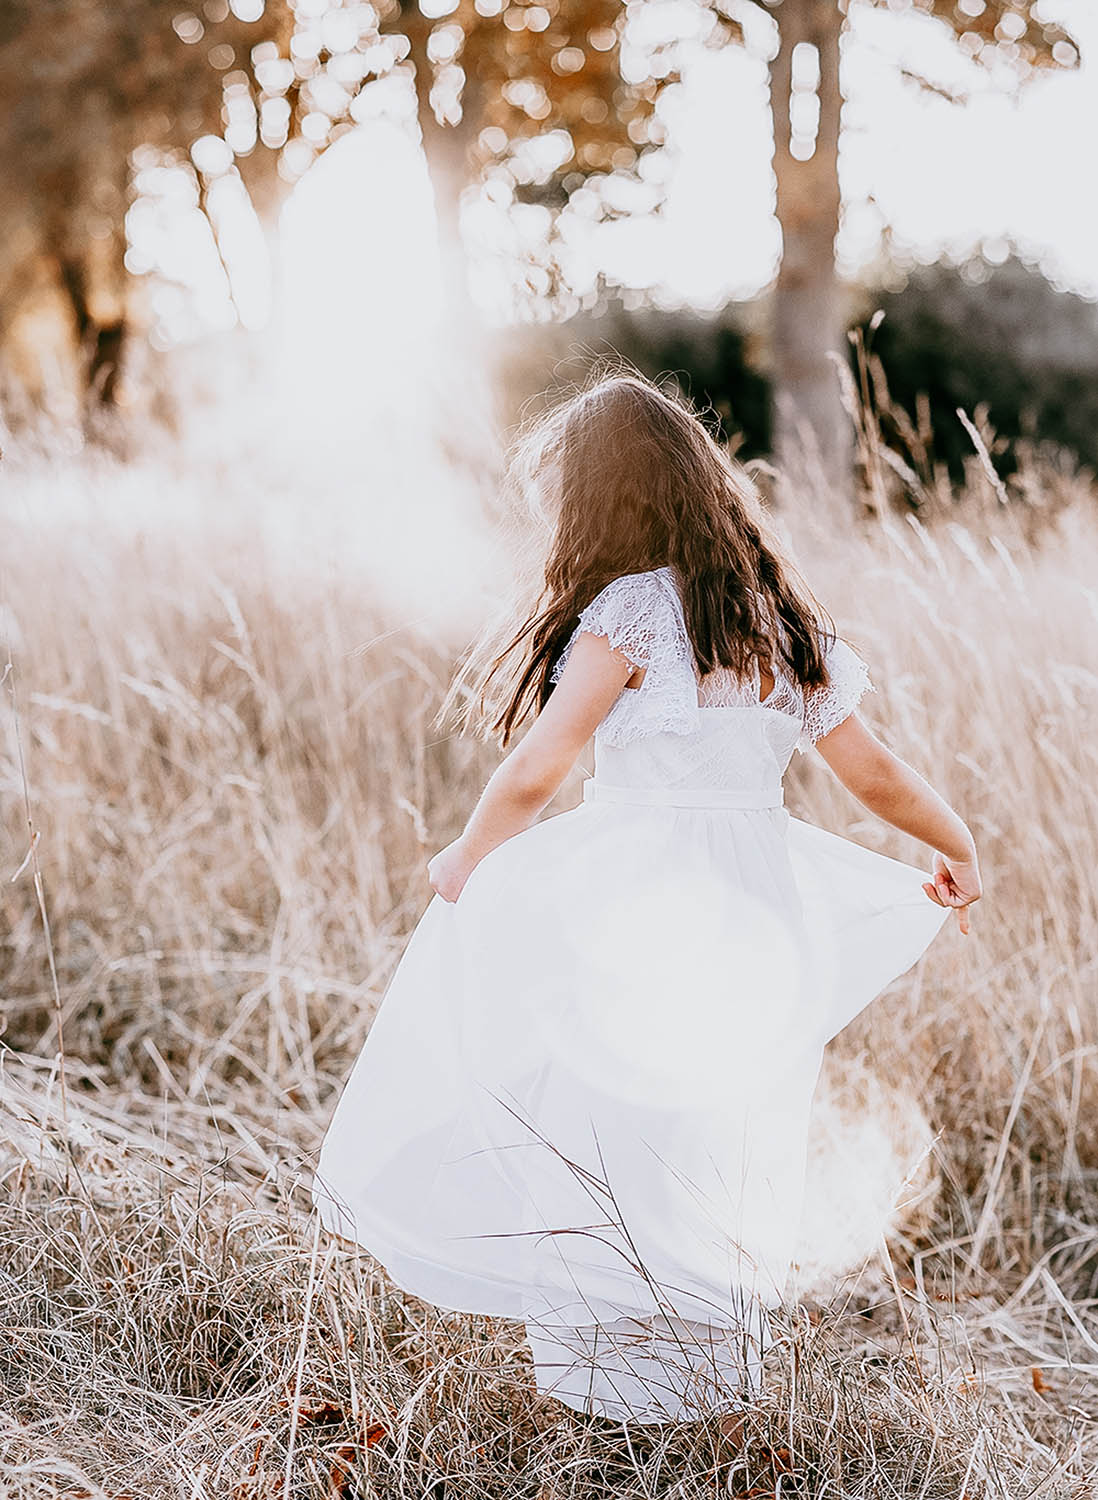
{"left": 798, "top": 636, "right": 874, "bottom": 750}
{"left": 549, "top": 570, "right": 699, "bottom": 746}
{"left": 550, "top": 568, "right": 872, "bottom": 749}
{"left": 549, "top": 570, "right": 676, "bottom": 678}
{"left": 696, "top": 663, "right": 803, "bottom": 717}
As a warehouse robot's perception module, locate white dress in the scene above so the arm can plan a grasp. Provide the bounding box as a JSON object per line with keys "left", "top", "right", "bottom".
{"left": 312, "top": 567, "right": 949, "bottom": 1424}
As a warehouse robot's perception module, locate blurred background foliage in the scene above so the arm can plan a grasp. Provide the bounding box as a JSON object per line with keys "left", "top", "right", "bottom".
{"left": 0, "top": 0, "right": 1087, "bottom": 503}
{"left": 521, "top": 252, "right": 1098, "bottom": 485}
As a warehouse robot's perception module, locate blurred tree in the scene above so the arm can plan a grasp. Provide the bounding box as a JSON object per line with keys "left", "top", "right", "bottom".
{"left": 387, "top": 0, "right": 704, "bottom": 326}
{"left": 0, "top": 0, "right": 304, "bottom": 409}
{"left": 761, "top": 0, "right": 1079, "bottom": 500}
{"left": 2, "top": 0, "right": 1082, "bottom": 484}
{"left": 0, "top": 0, "right": 681, "bottom": 410}
{"left": 383, "top": 0, "right": 1082, "bottom": 493}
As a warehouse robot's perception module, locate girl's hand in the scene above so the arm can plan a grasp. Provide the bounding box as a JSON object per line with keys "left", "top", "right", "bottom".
{"left": 922, "top": 850, "right": 982, "bottom": 935}
{"left": 427, "top": 838, "right": 478, "bottom": 903}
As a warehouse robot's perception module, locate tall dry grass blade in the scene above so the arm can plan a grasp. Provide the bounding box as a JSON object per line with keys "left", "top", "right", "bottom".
{"left": 284, "top": 1210, "right": 324, "bottom": 1500}
{"left": 956, "top": 407, "right": 1011, "bottom": 507}
{"left": 970, "top": 998, "right": 1049, "bottom": 1272}
{"left": 3, "top": 643, "right": 69, "bottom": 1172}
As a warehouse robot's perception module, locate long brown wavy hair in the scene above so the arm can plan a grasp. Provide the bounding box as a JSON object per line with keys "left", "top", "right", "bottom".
{"left": 447, "top": 372, "right": 835, "bottom": 747}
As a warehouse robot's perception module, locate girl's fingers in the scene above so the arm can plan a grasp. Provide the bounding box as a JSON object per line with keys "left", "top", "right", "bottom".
{"left": 939, "top": 879, "right": 970, "bottom": 907}
{"left": 925, "top": 877, "right": 975, "bottom": 933}
{"left": 928, "top": 878, "right": 965, "bottom": 907}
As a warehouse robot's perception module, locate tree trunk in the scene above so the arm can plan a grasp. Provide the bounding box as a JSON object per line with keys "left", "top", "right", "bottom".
{"left": 57, "top": 253, "right": 127, "bottom": 408}
{"left": 769, "top": 0, "right": 852, "bottom": 502}
{"left": 402, "top": 6, "right": 480, "bottom": 336}
{"left": 399, "top": 9, "right": 501, "bottom": 489}
{"left": 420, "top": 114, "right": 479, "bottom": 334}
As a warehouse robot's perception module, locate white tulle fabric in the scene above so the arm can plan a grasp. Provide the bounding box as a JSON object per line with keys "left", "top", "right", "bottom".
{"left": 313, "top": 567, "right": 948, "bottom": 1426}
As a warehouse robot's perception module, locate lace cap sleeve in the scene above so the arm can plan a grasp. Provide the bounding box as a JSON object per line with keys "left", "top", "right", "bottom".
{"left": 549, "top": 569, "right": 698, "bottom": 745}
{"left": 799, "top": 635, "right": 873, "bottom": 750}
{"left": 549, "top": 572, "right": 672, "bottom": 683}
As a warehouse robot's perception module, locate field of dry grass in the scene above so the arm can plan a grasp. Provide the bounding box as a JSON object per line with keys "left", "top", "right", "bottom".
{"left": 2, "top": 415, "right": 1098, "bottom": 1498}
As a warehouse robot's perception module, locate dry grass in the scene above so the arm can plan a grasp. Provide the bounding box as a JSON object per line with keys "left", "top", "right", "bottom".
{"left": 2, "top": 414, "right": 1098, "bottom": 1498}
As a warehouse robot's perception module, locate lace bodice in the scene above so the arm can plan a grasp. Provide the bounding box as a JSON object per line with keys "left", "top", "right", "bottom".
{"left": 549, "top": 567, "right": 872, "bottom": 762}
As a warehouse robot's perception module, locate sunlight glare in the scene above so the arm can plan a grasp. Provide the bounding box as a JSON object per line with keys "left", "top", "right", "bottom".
{"left": 275, "top": 120, "right": 496, "bottom": 632}
{"left": 278, "top": 119, "right": 443, "bottom": 405}
{"left": 796, "top": 1067, "right": 938, "bottom": 1291}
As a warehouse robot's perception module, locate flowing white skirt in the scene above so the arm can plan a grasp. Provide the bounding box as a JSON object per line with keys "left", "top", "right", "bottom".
{"left": 312, "top": 795, "right": 947, "bottom": 1423}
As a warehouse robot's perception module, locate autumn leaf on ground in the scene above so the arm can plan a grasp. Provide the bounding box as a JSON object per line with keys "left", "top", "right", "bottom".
{"left": 328, "top": 1443, "right": 359, "bottom": 1499}
{"left": 276, "top": 1390, "right": 347, "bottom": 1425}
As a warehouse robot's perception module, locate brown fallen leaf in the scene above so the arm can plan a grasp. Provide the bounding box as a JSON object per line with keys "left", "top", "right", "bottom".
{"left": 764, "top": 1443, "right": 795, "bottom": 1474}
{"left": 717, "top": 1411, "right": 747, "bottom": 1447}
{"left": 328, "top": 1443, "right": 358, "bottom": 1499}
{"left": 247, "top": 1435, "right": 264, "bottom": 1477}
{"left": 1031, "top": 1367, "right": 1051, "bottom": 1394}
{"left": 295, "top": 1397, "right": 345, "bottom": 1425}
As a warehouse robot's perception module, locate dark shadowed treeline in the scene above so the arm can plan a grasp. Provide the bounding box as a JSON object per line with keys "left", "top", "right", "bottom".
{"left": 508, "top": 255, "right": 1098, "bottom": 496}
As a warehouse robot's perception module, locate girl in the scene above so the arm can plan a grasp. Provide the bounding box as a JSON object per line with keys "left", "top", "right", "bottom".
{"left": 313, "top": 374, "right": 980, "bottom": 1426}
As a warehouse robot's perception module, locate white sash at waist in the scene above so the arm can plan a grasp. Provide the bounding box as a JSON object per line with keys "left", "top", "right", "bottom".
{"left": 582, "top": 781, "right": 784, "bottom": 810}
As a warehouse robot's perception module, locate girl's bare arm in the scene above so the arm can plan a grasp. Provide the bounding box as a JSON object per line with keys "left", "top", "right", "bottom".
{"left": 428, "top": 633, "right": 635, "bottom": 901}
{"left": 814, "top": 714, "right": 982, "bottom": 932}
